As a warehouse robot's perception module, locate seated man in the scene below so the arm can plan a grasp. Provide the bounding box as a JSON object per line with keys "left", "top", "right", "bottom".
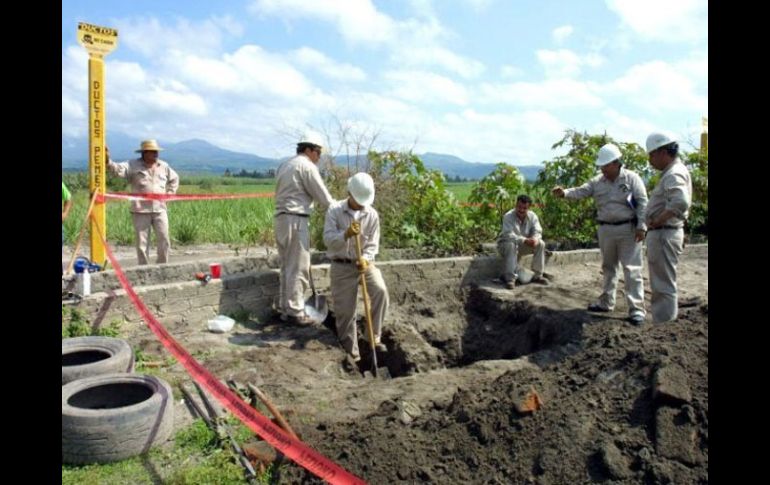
{"left": 323, "top": 173, "right": 389, "bottom": 366}
{"left": 496, "top": 194, "right": 549, "bottom": 289}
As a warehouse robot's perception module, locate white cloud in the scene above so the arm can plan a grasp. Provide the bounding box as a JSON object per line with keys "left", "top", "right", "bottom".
{"left": 395, "top": 46, "right": 485, "bottom": 79}
{"left": 604, "top": 60, "right": 707, "bottom": 113}
{"left": 249, "top": 0, "right": 397, "bottom": 44}
{"left": 421, "top": 109, "right": 567, "bottom": 164}
{"left": 605, "top": 0, "right": 707, "bottom": 43}
{"left": 536, "top": 49, "right": 604, "bottom": 79}
{"left": 385, "top": 70, "right": 469, "bottom": 106}
{"left": 290, "top": 47, "right": 367, "bottom": 82}
{"left": 480, "top": 79, "right": 604, "bottom": 109}
{"left": 552, "top": 25, "right": 574, "bottom": 44}
{"left": 117, "top": 16, "right": 236, "bottom": 58}
{"left": 500, "top": 65, "right": 523, "bottom": 79}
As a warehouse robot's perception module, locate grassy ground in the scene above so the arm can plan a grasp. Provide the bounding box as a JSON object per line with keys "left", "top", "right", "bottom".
{"left": 62, "top": 419, "right": 272, "bottom": 485}
{"left": 62, "top": 179, "right": 475, "bottom": 247}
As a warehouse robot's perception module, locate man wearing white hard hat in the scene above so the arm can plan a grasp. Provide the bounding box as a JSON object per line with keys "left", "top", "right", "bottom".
{"left": 106, "top": 140, "right": 180, "bottom": 265}
{"left": 552, "top": 143, "right": 648, "bottom": 325}
{"left": 323, "top": 172, "right": 389, "bottom": 366}
{"left": 274, "top": 130, "right": 335, "bottom": 325}
{"left": 644, "top": 132, "right": 692, "bottom": 323}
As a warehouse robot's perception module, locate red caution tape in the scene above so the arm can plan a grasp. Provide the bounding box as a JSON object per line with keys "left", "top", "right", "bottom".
{"left": 100, "top": 191, "right": 274, "bottom": 202}
{"left": 90, "top": 218, "right": 366, "bottom": 485}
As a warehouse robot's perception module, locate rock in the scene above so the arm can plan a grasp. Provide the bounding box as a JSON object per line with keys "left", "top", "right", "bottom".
{"left": 512, "top": 385, "right": 544, "bottom": 414}
{"left": 655, "top": 407, "right": 698, "bottom": 465}
{"left": 597, "top": 441, "right": 630, "bottom": 479}
{"left": 653, "top": 365, "right": 692, "bottom": 405}
{"left": 398, "top": 400, "right": 422, "bottom": 425}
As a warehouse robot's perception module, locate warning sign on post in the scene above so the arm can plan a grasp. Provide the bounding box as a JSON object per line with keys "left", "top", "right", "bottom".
{"left": 77, "top": 22, "right": 118, "bottom": 56}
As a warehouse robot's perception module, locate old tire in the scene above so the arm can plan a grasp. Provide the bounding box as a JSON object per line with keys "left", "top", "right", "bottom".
{"left": 62, "top": 336, "right": 134, "bottom": 385}
{"left": 61, "top": 373, "right": 174, "bottom": 464}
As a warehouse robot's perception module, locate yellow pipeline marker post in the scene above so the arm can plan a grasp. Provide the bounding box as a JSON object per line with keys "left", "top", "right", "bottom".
{"left": 77, "top": 22, "right": 118, "bottom": 267}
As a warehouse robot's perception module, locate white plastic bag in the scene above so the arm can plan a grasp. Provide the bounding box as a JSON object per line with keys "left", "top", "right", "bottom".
{"left": 207, "top": 315, "right": 235, "bottom": 333}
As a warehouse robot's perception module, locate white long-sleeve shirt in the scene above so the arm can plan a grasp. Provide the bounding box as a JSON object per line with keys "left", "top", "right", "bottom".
{"left": 564, "top": 167, "right": 648, "bottom": 230}
{"left": 497, "top": 210, "right": 542, "bottom": 244}
{"left": 108, "top": 158, "right": 179, "bottom": 213}
{"left": 646, "top": 158, "right": 692, "bottom": 228}
{"left": 274, "top": 154, "right": 334, "bottom": 216}
{"left": 323, "top": 199, "right": 380, "bottom": 261}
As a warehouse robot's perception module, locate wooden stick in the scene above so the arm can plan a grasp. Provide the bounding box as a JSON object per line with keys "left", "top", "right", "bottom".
{"left": 247, "top": 383, "right": 299, "bottom": 440}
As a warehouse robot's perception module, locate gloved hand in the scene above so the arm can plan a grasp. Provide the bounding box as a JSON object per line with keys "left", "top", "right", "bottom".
{"left": 356, "top": 258, "right": 369, "bottom": 272}
{"left": 344, "top": 221, "right": 361, "bottom": 239}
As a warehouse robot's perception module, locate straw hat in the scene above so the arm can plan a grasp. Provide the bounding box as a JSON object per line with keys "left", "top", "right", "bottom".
{"left": 135, "top": 139, "right": 164, "bottom": 152}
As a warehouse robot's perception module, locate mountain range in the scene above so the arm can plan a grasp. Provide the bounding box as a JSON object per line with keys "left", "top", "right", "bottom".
{"left": 61, "top": 132, "right": 543, "bottom": 181}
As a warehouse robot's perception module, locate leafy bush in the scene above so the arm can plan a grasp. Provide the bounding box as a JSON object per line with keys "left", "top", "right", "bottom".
{"left": 467, "top": 163, "right": 528, "bottom": 241}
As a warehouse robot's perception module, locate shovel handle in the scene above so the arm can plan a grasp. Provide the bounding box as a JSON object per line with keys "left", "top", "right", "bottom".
{"left": 354, "top": 234, "right": 379, "bottom": 376}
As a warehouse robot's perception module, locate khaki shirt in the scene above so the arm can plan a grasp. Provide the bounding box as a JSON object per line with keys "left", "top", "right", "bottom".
{"left": 497, "top": 210, "right": 542, "bottom": 244}
{"left": 108, "top": 158, "right": 180, "bottom": 213}
{"left": 564, "top": 167, "right": 648, "bottom": 230}
{"left": 646, "top": 159, "right": 692, "bottom": 228}
{"left": 323, "top": 199, "right": 380, "bottom": 261}
{"left": 274, "top": 154, "right": 334, "bottom": 216}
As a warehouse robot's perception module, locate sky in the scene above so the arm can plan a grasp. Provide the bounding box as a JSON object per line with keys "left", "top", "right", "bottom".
{"left": 62, "top": 0, "right": 708, "bottom": 165}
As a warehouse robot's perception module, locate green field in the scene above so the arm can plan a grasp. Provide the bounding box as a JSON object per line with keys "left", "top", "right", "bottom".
{"left": 63, "top": 177, "right": 477, "bottom": 247}
{"left": 63, "top": 182, "right": 277, "bottom": 247}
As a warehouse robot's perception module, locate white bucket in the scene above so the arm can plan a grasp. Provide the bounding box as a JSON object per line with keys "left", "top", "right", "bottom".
{"left": 207, "top": 315, "right": 235, "bottom": 333}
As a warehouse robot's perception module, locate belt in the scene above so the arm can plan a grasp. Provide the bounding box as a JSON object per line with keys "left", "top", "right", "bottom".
{"left": 331, "top": 258, "right": 355, "bottom": 264}
{"left": 597, "top": 218, "right": 636, "bottom": 226}
{"left": 276, "top": 212, "right": 309, "bottom": 218}
{"left": 648, "top": 225, "right": 682, "bottom": 231}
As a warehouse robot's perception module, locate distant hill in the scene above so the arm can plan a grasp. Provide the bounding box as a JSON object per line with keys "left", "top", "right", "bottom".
{"left": 61, "top": 133, "right": 542, "bottom": 181}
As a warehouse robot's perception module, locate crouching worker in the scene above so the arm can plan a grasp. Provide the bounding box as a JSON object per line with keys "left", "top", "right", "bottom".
{"left": 497, "top": 194, "right": 549, "bottom": 289}
{"left": 323, "top": 173, "right": 389, "bottom": 367}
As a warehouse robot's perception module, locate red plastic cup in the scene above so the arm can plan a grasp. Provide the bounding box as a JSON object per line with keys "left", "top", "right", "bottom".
{"left": 209, "top": 262, "right": 222, "bottom": 279}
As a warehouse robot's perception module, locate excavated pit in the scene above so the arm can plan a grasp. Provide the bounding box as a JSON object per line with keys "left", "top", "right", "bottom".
{"left": 349, "top": 285, "right": 586, "bottom": 378}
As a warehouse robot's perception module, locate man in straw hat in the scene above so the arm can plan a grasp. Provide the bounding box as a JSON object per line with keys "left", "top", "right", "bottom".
{"left": 106, "top": 140, "right": 179, "bottom": 265}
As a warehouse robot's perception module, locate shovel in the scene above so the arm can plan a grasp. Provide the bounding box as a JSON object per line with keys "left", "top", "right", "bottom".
{"left": 304, "top": 252, "right": 328, "bottom": 325}
{"left": 353, "top": 233, "right": 391, "bottom": 380}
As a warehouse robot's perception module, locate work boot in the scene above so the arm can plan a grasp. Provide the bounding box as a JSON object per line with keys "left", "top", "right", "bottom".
{"left": 343, "top": 353, "right": 361, "bottom": 372}
{"left": 628, "top": 314, "right": 645, "bottom": 326}
{"left": 286, "top": 313, "right": 315, "bottom": 326}
{"left": 531, "top": 274, "right": 550, "bottom": 285}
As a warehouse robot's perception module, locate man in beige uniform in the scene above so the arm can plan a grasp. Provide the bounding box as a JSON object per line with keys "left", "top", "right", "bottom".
{"left": 323, "top": 173, "right": 389, "bottom": 365}
{"left": 644, "top": 132, "right": 692, "bottom": 323}
{"left": 107, "top": 140, "right": 179, "bottom": 265}
{"left": 274, "top": 131, "right": 334, "bottom": 325}
{"left": 553, "top": 143, "right": 648, "bottom": 324}
{"left": 497, "top": 194, "right": 549, "bottom": 289}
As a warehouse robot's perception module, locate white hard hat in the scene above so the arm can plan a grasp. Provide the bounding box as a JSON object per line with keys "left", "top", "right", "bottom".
{"left": 645, "top": 132, "right": 677, "bottom": 153}
{"left": 298, "top": 130, "right": 325, "bottom": 149}
{"left": 347, "top": 172, "right": 375, "bottom": 207}
{"left": 596, "top": 143, "right": 622, "bottom": 167}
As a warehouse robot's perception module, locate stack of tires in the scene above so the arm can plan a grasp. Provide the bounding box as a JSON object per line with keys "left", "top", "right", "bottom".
{"left": 61, "top": 336, "right": 174, "bottom": 465}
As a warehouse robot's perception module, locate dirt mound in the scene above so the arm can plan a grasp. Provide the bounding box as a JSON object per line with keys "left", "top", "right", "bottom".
{"left": 282, "top": 304, "right": 708, "bottom": 484}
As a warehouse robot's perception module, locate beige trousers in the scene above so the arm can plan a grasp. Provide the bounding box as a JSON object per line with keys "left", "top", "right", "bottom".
{"left": 596, "top": 224, "right": 645, "bottom": 317}
{"left": 274, "top": 214, "right": 311, "bottom": 317}
{"left": 497, "top": 238, "right": 545, "bottom": 282}
{"left": 131, "top": 211, "right": 170, "bottom": 265}
{"left": 646, "top": 228, "right": 684, "bottom": 323}
{"left": 330, "top": 262, "right": 389, "bottom": 359}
